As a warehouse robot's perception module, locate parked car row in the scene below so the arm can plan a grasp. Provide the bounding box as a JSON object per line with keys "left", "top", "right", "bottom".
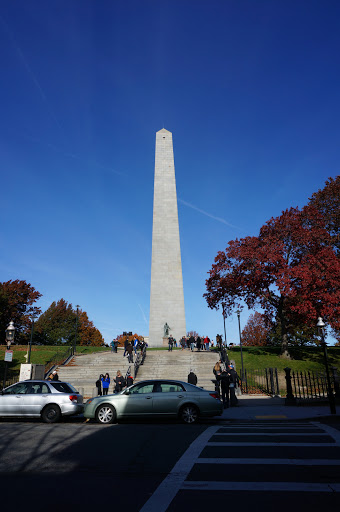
{"left": 0, "top": 379, "right": 223, "bottom": 424}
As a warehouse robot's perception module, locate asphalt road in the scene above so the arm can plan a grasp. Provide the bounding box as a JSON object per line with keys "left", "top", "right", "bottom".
{"left": 1, "top": 417, "right": 340, "bottom": 511}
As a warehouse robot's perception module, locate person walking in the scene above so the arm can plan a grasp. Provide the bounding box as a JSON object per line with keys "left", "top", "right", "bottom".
{"left": 187, "top": 369, "right": 198, "bottom": 385}
{"left": 196, "top": 336, "right": 202, "bottom": 351}
{"left": 96, "top": 374, "right": 104, "bottom": 396}
{"left": 114, "top": 370, "right": 126, "bottom": 393}
{"left": 219, "top": 369, "right": 231, "bottom": 408}
{"left": 101, "top": 373, "right": 110, "bottom": 395}
{"left": 189, "top": 335, "right": 195, "bottom": 352}
{"left": 168, "top": 335, "right": 174, "bottom": 352}
{"left": 123, "top": 337, "right": 129, "bottom": 357}
{"left": 228, "top": 365, "right": 240, "bottom": 406}
{"left": 126, "top": 342, "right": 134, "bottom": 363}
{"left": 204, "top": 336, "right": 210, "bottom": 351}
{"left": 133, "top": 337, "right": 139, "bottom": 356}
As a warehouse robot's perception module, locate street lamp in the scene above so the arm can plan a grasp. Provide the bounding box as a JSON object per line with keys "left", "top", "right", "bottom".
{"left": 5, "top": 321, "right": 15, "bottom": 349}
{"left": 317, "top": 317, "right": 336, "bottom": 415}
{"left": 74, "top": 305, "right": 80, "bottom": 355}
{"left": 28, "top": 314, "right": 38, "bottom": 364}
{"left": 222, "top": 303, "right": 227, "bottom": 345}
{"left": 4, "top": 321, "right": 15, "bottom": 388}
{"left": 236, "top": 310, "right": 245, "bottom": 381}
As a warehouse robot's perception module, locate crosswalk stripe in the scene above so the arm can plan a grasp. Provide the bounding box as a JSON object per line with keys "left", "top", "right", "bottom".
{"left": 208, "top": 442, "right": 337, "bottom": 446}
{"left": 213, "top": 432, "right": 330, "bottom": 436}
{"left": 195, "top": 458, "right": 340, "bottom": 465}
{"left": 181, "top": 481, "right": 340, "bottom": 492}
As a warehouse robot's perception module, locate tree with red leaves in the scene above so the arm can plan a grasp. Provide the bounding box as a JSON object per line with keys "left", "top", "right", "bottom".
{"left": 308, "top": 176, "right": 340, "bottom": 255}
{"left": 205, "top": 206, "right": 340, "bottom": 357}
{"left": 241, "top": 312, "right": 270, "bottom": 346}
{"left": 0, "top": 280, "right": 41, "bottom": 344}
{"left": 78, "top": 310, "right": 104, "bottom": 346}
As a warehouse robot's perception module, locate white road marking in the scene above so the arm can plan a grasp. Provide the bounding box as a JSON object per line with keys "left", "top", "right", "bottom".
{"left": 213, "top": 432, "right": 330, "bottom": 436}
{"left": 139, "top": 425, "right": 220, "bottom": 512}
{"left": 196, "top": 458, "right": 340, "bottom": 465}
{"left": 312, "top": 422, "right": 340, "bottom": 445}
{"left": 208, "top": 442, "right": 336, "bottom": 446}
{"left": 182, "top": 481, "right": 340, "bottom": 492}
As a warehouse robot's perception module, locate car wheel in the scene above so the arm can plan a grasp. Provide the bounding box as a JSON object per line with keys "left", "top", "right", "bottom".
{"left": 180, "top": 404, "right": 199, "bottom": 424}
{"left": 95, "top": 404, "right": 116, "bottom": 424}
{"left": 41, "top": 404, "right": 61, "bottom": 424}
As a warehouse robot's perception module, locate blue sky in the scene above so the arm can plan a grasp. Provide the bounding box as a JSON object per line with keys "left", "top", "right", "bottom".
{"left": 1, "top": 1, "right": 339, "bottom": 345}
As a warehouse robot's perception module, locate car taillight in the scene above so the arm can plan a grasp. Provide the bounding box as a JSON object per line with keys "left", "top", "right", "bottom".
{"left": 209, "top": 393, "right": 219, "bottom": 400}
{"left": 69, "top": 395, "right": 78, "bottom": 402}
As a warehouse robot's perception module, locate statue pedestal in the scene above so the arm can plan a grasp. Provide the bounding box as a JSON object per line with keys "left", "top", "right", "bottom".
{"left": 162, "top": 337, "right": 169, "bottom": 347}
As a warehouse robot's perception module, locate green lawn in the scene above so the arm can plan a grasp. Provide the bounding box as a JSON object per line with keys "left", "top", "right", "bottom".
{"left": 227, "top": 346, "right": 340, "bottom": 372}
{"left": 0, "top": 345, "right": 110, "bottom": 373}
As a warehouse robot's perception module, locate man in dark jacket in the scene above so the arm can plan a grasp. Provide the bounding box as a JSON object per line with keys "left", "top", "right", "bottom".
{"left": 126, "top": 342, "right": 134, "bottom": 363}
{"left": 228, "top": 365, "right": 240, "bottom": 406}
{"left": 187, "top": 370, "right": 198, "bottom": 385}
{"left": 219, "top": 370, "right": 231, "bottom": 408}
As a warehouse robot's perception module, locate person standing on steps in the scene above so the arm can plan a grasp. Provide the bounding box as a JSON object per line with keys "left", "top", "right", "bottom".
{"left": 114, "top": 370, "right": 126, "bottom": 393}
{"left": 126, "top": 342, "right": 134, "bottom": 363}
{"left": 102, "top": 373, "right": 110, "bottom": 395}
{"left": 168, "top": 335, "right": 174, "bottom": 351}
{"left": 96, "top": 374, "right": 104, "bottom": 396}
{"left": 187, "top": 369, "right": 198, "bottom": 386}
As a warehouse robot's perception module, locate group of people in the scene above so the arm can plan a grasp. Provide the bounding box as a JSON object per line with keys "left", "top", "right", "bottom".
{"left": 95, "top": 371, "right": 133, "bottom": 396}
{"left": 213, "top": 360, "right": 240, "bottom": 408}
{"left": 168, "top": 335, "right": 214, "bottom": 351}
{"left": 110, "top": 337, "right": 147, "bottom": 362}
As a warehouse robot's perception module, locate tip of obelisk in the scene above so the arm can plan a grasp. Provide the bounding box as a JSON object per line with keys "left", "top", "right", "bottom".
{"left": 157, "top": 128, "right": 172, "bottom": 134}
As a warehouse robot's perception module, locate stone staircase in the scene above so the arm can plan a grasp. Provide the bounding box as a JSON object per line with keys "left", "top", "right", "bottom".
{"left": 55, "top": 348, "right": 220, "bottom": 398}
{"left": 136, "top": 350, "right": 219, "bottom": 390}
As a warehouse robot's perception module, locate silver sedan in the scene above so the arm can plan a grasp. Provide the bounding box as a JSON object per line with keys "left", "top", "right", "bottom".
{"left": 84, "top": 379, "right": 223, "bottom": 424}
{"left": 0, "top": 380, "right": 84, "bottom": 423}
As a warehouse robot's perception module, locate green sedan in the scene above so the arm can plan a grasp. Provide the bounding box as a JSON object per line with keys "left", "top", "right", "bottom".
{"left": 84, "top": 379, "right": 223, "bottom": 424}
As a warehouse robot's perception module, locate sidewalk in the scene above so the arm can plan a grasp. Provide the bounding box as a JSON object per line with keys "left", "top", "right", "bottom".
{"left": 217, "top": 394, "right": 340, "bottom": 421}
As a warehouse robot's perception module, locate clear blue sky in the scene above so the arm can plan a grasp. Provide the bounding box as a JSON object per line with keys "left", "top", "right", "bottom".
{"left": 1, "top": 1, "right": 339, "bottom": 345}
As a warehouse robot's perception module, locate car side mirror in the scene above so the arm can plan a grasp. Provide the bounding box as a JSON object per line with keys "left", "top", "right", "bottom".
{"left": 124, "top": 390, "right": 130, "bottom": 395}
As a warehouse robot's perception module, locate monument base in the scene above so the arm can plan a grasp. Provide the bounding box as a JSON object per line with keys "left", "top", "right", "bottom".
{"left": 162, "top": 337, "right": 169, "bottom": 347}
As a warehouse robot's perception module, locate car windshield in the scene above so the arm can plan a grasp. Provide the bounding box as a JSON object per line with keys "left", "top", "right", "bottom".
{"left": 50, "top": 382, "right": 77, "bottom": 393}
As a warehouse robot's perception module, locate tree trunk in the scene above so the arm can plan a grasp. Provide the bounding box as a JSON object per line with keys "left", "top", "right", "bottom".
{"left": 278, "top": 298, "right": 291, "bottom": 359}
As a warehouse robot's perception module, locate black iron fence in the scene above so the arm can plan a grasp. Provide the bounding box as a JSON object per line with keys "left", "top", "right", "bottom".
{"left": 285, "top": 367, "right": 340, "bottom": 403}
{"left": 242, "top": 368, "right": 281, "bottom": 396}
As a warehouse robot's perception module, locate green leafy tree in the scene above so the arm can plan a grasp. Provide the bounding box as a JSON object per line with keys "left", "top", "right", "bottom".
{"left": 34, "top": 299, "right": 76, "bottom": 345}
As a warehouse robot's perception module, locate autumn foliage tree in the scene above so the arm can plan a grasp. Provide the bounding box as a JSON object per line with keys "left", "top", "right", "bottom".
{"left": 35, "top": 299, "right": 104, "bottom": 346}
{"left": 205, "top": 206, "right": 340, "bottom": 357}
{"left": 0, "top": 280, "right": 42, "bottom": 344}
{"left": 241, "top": 312, "right": 271, "bottom": 346}
{"left": 78, "top": 311, "right": 104, "bottom": 346}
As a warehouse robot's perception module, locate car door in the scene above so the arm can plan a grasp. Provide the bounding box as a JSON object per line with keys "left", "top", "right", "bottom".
{"left": 120, "top": 382, "right": 154, "bottom": 416}
{"left": 0, "top": 382, "right": 30, "bottom": 416}
{"left": 21, "top": 382, "right": 51, "bottom": 416}
{"left": 152, "top": 382, "right": 186, "bottom": 415}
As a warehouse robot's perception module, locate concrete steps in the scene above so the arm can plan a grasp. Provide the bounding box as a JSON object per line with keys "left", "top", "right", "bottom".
{"left": 55, "top": 348, "right": 220, "bottom": 398}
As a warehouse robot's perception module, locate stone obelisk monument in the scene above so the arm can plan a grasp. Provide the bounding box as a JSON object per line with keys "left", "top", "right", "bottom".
{"left": 149, "top": 129, "right": 186, "bottom": 347}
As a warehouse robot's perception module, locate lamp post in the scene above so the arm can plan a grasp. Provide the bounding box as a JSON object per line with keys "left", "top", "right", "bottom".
{"left": 74, "top": 305, "right": 80, "bottom": 355}
{"left": 28, "top": 314, "right": 37, "bottom": 364}
{"left": 3, "top": 321, "right": 15, "bottom": 389}
{"left": 317, "top": 317, "right": 336, "bottom": 415}
{"left": 236, "top": 310, "right": 244, "bottom": 380}
{"left": 222, "top": 303, "right": 227, "bottom": 346}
